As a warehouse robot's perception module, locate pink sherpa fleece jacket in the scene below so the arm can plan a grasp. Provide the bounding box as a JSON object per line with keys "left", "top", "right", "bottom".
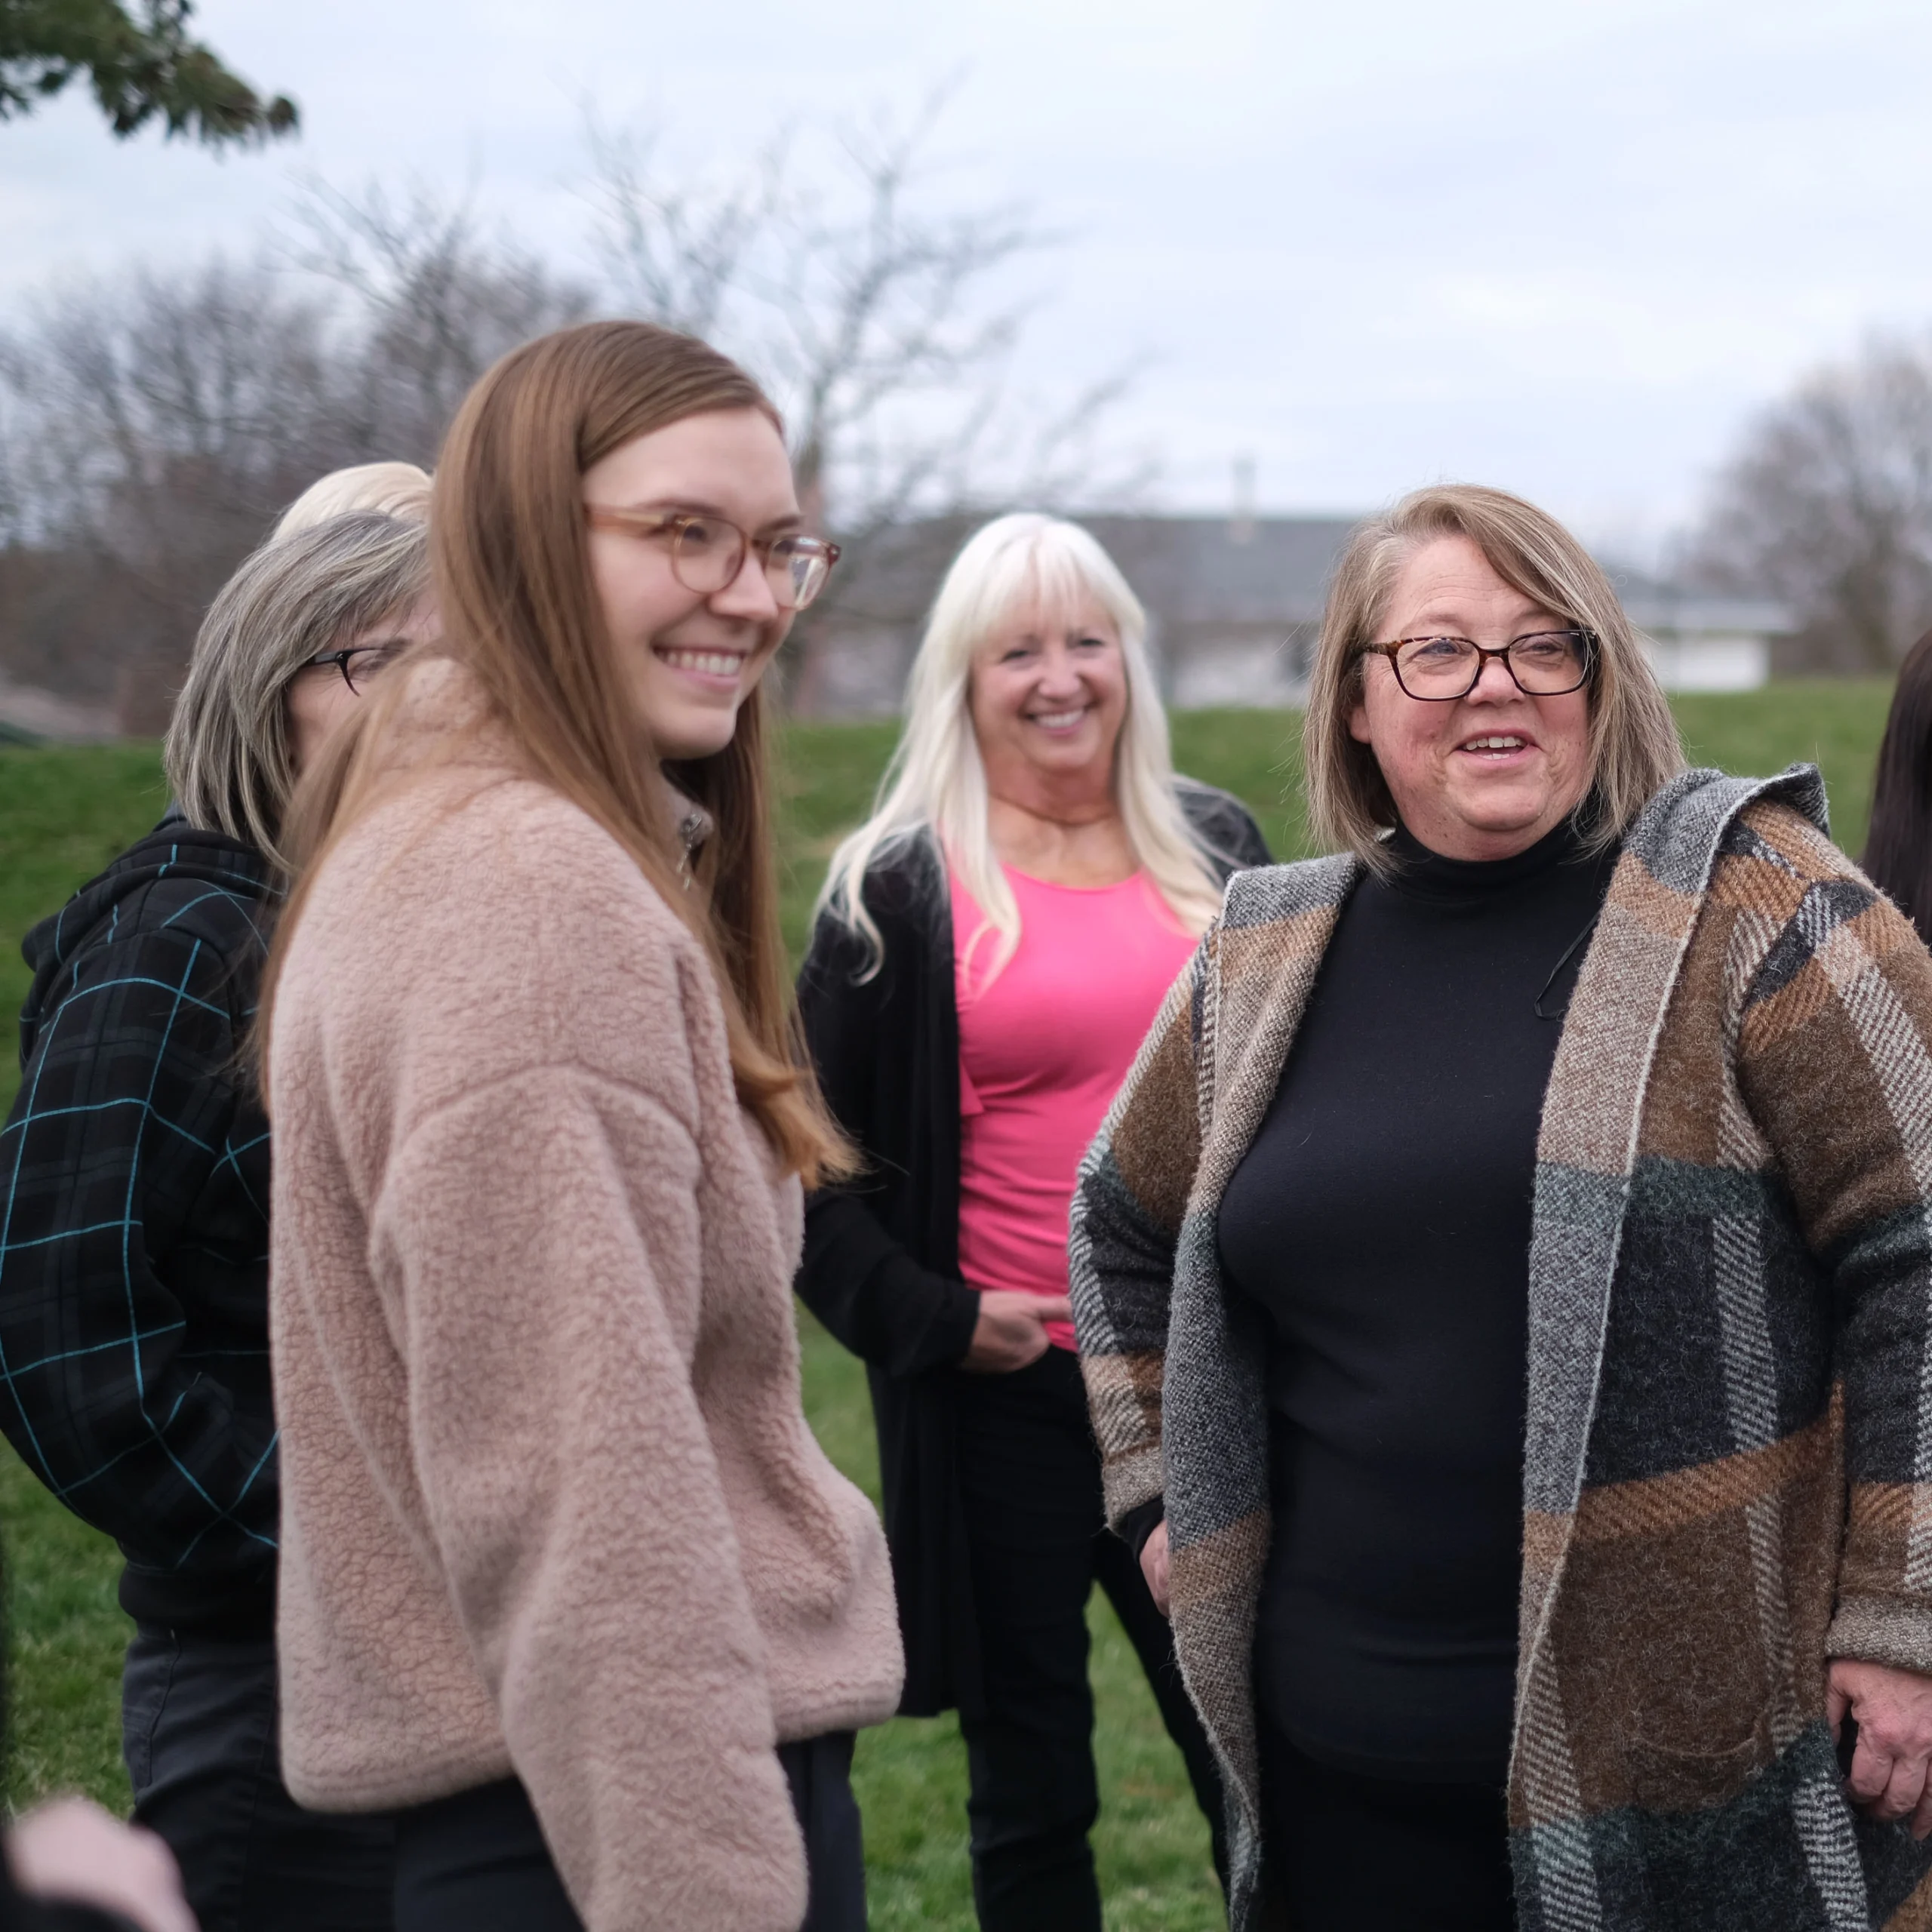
{"left": 267, "top": 716, "right": 902, "bottom": 1930}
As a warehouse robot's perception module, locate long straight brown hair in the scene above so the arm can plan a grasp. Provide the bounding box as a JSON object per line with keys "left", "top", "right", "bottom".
{"left": 260, "top": 320, "right": 851, "bottom": 1184}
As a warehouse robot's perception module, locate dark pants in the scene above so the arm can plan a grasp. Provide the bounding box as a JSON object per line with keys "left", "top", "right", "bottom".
{"left": 391, "top": 1733, "right": 866, "bottom": 1931}
{"left": 122, "top": 1626, "right": 396, "bottom": 1932}
{"left": 1260, "top": 1727, "right": 1515, "bottom": 1931}
{"left": 954, "top": 1346, "right": 1229, "bottom": 1932}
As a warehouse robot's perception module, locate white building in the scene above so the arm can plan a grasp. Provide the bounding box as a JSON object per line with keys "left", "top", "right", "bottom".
{"left": 1614, "top": 575, "right": 1787, "bottom": 693}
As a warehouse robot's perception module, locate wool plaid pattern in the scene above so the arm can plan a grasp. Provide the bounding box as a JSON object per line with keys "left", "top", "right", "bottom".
{"left": 1070, "top": 767, "right": 1932, "bottom": 1930}
{"left": 0, "top": 819, "right": 281, "bottom": 1624}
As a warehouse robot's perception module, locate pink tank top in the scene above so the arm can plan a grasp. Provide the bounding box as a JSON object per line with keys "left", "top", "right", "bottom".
{"left": 951, "top": 863, "right": 1198, "bottom": 1350}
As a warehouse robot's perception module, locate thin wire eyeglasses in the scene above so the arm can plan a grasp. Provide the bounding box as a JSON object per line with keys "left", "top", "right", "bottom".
{"left": 306, "top": 640, "right": 412, "bottom": 694}
{"left": 1361, "top": 629, "right": 1597, "bottom": 701}
{"left": 584, "top": 505, "right": 841, "bottom": 612}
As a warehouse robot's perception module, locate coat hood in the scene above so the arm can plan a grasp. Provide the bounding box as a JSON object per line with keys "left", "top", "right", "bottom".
{"left": 1621, "top": 760, "right": 1829, "bottom": 889}
{"left": 17, "top": 812, "right": 278, "bottom": 1065}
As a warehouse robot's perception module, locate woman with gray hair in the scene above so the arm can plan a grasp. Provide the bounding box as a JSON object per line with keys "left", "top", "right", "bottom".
{"left": 1072, "top": 482, "right": 1932, "bottom": 1928}
{"left": 0, "top": 509, "right": 432, "bottom": 1931}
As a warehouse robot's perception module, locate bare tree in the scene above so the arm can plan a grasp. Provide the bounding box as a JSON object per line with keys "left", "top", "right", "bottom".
{"left": 0, "top": 257, "right": 363, "bottom": 724}
{"left": 588, "top": 120, "right": 779, "bottom": 340}
{"left": 289, "top": 181, "right": 595, "bottom": 465}
{"left": 585, "top": 94, "right": 1149, "bottom": 709}
{"left": 1684, "top": 334, "right": 1932, "bottom": 673}
{"left": 0, "top": 196, "right": 592, "bottom": 728}
{"left": 0, "top": 94, "right": 1144, "bottom": 728}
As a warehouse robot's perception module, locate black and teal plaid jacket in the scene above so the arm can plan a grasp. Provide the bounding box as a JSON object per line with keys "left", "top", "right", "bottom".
{"left": 0, "top": 814, "right": 281, "bottom": 1632}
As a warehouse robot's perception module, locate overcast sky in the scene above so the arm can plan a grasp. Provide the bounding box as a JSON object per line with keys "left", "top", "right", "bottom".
{"left": 4, "top": 0, "right": 1929, "bottom": 555}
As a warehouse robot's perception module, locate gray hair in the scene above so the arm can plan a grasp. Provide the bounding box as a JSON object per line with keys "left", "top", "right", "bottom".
{"left": 164, "top": 512, "right": 430, "bottom": 870}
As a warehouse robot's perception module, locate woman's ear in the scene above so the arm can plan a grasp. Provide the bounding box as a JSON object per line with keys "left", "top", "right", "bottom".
{"left": 1346, "top": 657, "right": 1375, "bottom": 745}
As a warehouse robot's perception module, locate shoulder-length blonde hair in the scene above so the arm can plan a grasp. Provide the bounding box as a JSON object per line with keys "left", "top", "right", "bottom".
{"left": 818, "top": 512, "right": 1227, "bottom": 978}
{"left": 1304, "top": 483, "right": 1684, "bottom": 870}
{"left": 260, "top": 321, "right": 849, "bottom": 1186}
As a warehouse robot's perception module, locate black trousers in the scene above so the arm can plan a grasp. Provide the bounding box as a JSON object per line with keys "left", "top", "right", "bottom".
{"left": 122, "top": 1626, "right": 396, "bottom": 1932}
{"left": 1260, "top": 1727, "right": 1515, "bottom": 1931}
{"left": 390, "top": 1733, "right": 866, "bottom": 1931}
{"left": 954, "top": 1347, "right": 1229, "bottom": 1932}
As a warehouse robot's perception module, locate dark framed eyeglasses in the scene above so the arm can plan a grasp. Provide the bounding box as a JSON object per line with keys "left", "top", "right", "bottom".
{"left": 1361, "top": 629, "right": 1597, "bottom": 701}
{"left": 584, "top": 505, "right": 840, "bottom": 612}
{"left": 306, "top": 640, "right": 411, "bottom": 694}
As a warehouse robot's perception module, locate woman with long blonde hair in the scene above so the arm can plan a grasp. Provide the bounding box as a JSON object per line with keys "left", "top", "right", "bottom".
{"left": 798, "top": 513, "right": 1269, "bottom": 1928}
{"left": 260, "top": 322, "right": 901, "bottom": 1931}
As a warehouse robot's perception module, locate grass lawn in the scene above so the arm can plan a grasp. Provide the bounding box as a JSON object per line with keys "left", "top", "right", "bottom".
{"left": 0, "top": 678, "right": 1898, "bottom": 1923}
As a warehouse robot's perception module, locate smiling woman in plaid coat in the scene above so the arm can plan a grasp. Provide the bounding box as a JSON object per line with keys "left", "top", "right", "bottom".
{"left": 1070, "top": 485, "right": 1932, "bottom": 1931}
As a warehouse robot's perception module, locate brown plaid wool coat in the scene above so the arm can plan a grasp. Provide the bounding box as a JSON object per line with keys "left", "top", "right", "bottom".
{"left": 1068, "top": 766, "right": 1932, "bottom": 1931}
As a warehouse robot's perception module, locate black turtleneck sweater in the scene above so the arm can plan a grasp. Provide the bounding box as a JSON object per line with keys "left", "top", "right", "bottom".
{"left": 1216, "top": 817, "right": 1618, "bottom": 1785}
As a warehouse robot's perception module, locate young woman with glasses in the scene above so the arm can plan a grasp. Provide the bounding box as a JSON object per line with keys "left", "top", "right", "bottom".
{"left": 797, "top": 513, "right": 1269, "bottom": 1930}
{"left": 1072, "top": 483, "right": 1932, "bottom": 1928}
{"left": 257, "top": 321, "right": 897, "bottom": 1932}
{"left": 0, "top": 496, "right": 430, "bottom": 1932}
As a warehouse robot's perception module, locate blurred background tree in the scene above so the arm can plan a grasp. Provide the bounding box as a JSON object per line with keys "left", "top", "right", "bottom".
{"left": 0, "top": 95, "right": 1142, "bottom": 728}
{"left": 1682, "top": 334, "right": 1932, "bottom": 675}
{"left": 0, "top": 211, "right": 588, "bottom": 729}
{"left": 0, "top": 0, "right": 296, "bottom": 145}
{"left": 586, "top": 94, "right": 1146, "bottom": 706}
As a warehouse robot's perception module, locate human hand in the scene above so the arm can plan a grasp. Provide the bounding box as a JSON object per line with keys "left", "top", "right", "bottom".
{"left": 1140, "top": 1518, "right": 1171, "bottom": 1617}
{"left": 1829, "top": 1657, "right": 1932, "bottom": 1836}
{"left": 961, "top": 1291, "right": 1069, "bottom": 1373}
{"left": 8, "top": 1795, "right": 198, "bottom": 1932}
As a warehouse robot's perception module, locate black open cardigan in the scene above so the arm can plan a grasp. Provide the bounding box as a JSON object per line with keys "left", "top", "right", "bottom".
{"left": 795, "top": 781, "right": 1272, "bottom": 1717}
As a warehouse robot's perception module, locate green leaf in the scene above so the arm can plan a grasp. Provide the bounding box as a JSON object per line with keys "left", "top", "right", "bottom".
{"left": 0, "top": 0, "right": 297, "bottom": 147}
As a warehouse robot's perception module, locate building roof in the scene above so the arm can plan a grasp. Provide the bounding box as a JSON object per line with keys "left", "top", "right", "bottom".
{"left": 827, "top": 513, "right": 1794, "bottom": 645}
{"left": 1602, "top": 565, "right": 1792, "bottom": 637}
{"left": 1076, "top": 515, "right": 1359, "bottom": 629}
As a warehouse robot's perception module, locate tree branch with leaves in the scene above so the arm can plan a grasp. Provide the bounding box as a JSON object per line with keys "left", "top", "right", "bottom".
{"left": 0, "top": 0, "right": 295, "bottom": 144}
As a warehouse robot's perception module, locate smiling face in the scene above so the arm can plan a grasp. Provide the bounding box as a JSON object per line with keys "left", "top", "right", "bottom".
{"left": 968, "top": 594, "right": 1130, "bottom": 801}
{"left": 582, "top": 407, "right": 799, "bottom": 762}
{"left": 1349, "top": 533, "right": 1595, "bottom": 860}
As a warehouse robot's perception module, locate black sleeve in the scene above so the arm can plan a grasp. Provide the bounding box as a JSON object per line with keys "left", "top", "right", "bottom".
{"left": 799, "top": 1194, "right": 982, "bottom": 1377}
{"left": 795, "top": 905, "right": 982, "bottom": 1378}
{"left": 1116, "top": 1494, "right": 1167, "bottom": 1558}
{"left": 0, "top": 923, "right": 278, "bottom": 1572}
{"left": 1221, "top": 804, "right": 1274, "bottom": 872}
{"left": 1178, "top": 781, "right": 1274, "bottom": 877}
{"left": 0, "top": 1880, "right": 143, "bottom": 1932}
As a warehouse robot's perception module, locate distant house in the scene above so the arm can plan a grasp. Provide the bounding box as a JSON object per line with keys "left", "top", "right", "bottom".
{"left": 1604, "top": 570, "right": 1789, "bottom": 694}
{"left": 803, "top": 514, "right": 1794, "bottom": 716}
{"left": 1081, "top": 515, "right": 1352, "bottom": 709}
{"left": 0, "top": 679, "right": 118, "bottom": 744}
